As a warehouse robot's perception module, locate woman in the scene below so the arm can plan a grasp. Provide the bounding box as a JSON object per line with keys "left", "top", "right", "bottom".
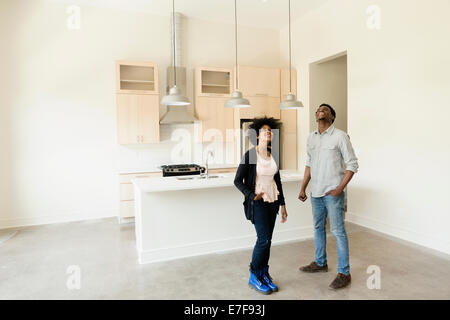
{"left": 234, "top": 116, "right": 288, "bottom": 295}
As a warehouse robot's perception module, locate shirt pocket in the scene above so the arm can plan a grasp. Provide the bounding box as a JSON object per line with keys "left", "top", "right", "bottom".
{"left": 321, "top": 145, "right": 340, "bottom": 160}
{"left": 307, "top": 144, "right": 316, "bottom": 152}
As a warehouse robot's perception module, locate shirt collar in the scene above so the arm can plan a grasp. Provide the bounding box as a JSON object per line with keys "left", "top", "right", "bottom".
{"left": 315, "top": 125, "right": 335, "bottom": 135}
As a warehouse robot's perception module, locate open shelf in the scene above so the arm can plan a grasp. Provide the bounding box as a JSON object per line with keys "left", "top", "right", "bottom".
{"left": 200, "top": 69, "right": 231, "bottom": 95}
{"left": 121, "top": 80, "right": 155, "bottom": 83}
{"left": 202, "top": 83, "right": 230, "bottom": 87}
{"left": 118, "top": 64, "right": 156, "bottom": 92}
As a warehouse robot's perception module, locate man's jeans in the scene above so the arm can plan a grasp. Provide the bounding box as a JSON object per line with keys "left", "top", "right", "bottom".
{"left": 250, "top": 200, "right": 279, "bottom": 274}
{"left": 311, "top": 191, "right": 350, "bottom": 275}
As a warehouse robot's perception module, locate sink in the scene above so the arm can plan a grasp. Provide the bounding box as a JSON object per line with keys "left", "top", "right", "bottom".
{"left": 176, "top": 174, "right": 225, "bottom": 180}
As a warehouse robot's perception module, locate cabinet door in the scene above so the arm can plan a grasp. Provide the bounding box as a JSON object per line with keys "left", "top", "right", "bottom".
{"left": 238, "top": 96, "right": 261, "bottom": 119}
{"left": 215, "top": 97, "right": 235, "bottom": 141}
{"left": 238, "top": 66, "right": 280, "bottom": 97}
{"left": 261, "top": 97, "right": 281, "bottom": 119}
{"left": 281, "top": 132, "right": 297, "bottom": 170}
{"left": 281, "top": 109, "right": 297, "bottom": 134}
{"left": 120, "top": 200, "right": 135, "bottom": 219}
{"left": 239, "top": 96, "right": 280, "bottom": 119}
{"left": 139, "top": 94, "right": 160, "bottom": 144}
{"left": 117, "top": 94, "right": 141, "bottom": 144}
{"left": 196, "top": 97, "right": 234, "bottom": 142}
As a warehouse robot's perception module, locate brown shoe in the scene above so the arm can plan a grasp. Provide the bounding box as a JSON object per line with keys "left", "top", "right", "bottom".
{"left": 299, "top": 261, "right": 328, "bottom": 273}
{"left": 329, "top": 273, "right": 351, "bottom": 289}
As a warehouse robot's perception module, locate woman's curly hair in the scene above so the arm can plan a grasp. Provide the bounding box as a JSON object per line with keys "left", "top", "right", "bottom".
{"left": 248, "top": 116, "right": 282, "bottom": 147}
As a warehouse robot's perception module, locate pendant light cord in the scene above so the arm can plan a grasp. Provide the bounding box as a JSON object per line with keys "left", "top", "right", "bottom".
{"left": 288, "top": 0, "right": 292, "bottom": 93}
{"left": 234, "top": 0, "right": 238, "bottom": 90}
{"left": 172, "top": 0, "right": 177, "bottom": 86}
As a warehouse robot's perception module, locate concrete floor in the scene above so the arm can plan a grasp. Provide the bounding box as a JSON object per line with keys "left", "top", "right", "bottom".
{"left": 0, "top": 218, "right": 449, "bottom": 300}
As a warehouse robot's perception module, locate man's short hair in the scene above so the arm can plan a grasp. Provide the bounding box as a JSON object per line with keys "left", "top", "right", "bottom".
{"left": 319, "top": 103, "right": 336, "bottom": 123}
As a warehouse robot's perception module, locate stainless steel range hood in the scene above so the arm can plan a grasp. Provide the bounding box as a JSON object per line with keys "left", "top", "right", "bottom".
{"left": 159, "top": 12, "right": 198, "bottom": 125}
{"left": 160, "top": 105, "right": 198, "bottom": 124}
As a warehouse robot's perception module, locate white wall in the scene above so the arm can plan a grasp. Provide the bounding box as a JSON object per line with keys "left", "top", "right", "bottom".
{"left": 280, "top": 0, "right": 450, "bottom": 254}
{"left": 0, "top": 0, "right": 281, "bottom": 228}
{"left": 309, "top": 54, "right": 348, "bottom": 132}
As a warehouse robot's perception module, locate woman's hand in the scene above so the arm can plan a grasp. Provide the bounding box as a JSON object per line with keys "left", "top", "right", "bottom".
{"left": 281, "top": 205, "right": 288, "bottom": 223}
{"left": 254, "top": 192, "right": 264, "bottom": 201}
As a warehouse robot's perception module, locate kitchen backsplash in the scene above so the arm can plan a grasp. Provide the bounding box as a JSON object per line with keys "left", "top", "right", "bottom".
{"left": 117, "top": 123, "right": 239, "bottom": 172}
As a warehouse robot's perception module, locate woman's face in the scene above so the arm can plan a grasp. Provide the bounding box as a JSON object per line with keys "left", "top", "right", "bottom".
{"left": 258, "top": 124, "right": 272, "bottom": 144}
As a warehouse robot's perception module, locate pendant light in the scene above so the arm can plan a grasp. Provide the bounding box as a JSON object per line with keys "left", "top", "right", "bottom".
{"left": 225, "top": 0, "right": 250, "bottom": 109}
{"left": 161, "top": 0, "right": 190, "bottom": 106}
{"left": 279, "top": 0, "right": 304, "bottom": 109}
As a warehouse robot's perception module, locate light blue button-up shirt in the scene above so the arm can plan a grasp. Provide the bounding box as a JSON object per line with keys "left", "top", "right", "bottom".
{"left": 306, "top": 125, "right": 359, "bottom": 197}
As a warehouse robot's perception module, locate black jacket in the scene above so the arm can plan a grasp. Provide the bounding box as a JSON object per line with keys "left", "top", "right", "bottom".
{"left": 234, "top": 147, "right": 285, "bottom": 224}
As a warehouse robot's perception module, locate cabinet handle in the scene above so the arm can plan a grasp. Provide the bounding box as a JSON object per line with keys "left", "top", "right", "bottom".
{"left": 255, "top": 93, "right": 268, "bottom": 97}
{"left": 141, "top": 136, "right": 144, "bottom": 143}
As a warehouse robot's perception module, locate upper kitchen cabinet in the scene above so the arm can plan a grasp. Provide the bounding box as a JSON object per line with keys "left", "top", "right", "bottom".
{"left": 195, "top": 96, "right": 235, "bottom": 143}
{"left": 238, "top": 96, "right": 281, "bottom": 120}
{"left": 195, "top": 67, "right": 233, "bottom": 97}
{"left": 237, "top": 66, "right": 280, "bottom": 98}
{"left": 195, "top": 67, "right": 235, "bottom": 143}
{"left": 116, "top": 61, "right": 159, "bottom": 95}
{"left": 116, "top": 94, "right": 160, "bottom": 144}
{"left": 235, "top": 66, "right": 281, "bottom": 119}
{"left": 116, "top": 61, "right": 160, "bottom": 145}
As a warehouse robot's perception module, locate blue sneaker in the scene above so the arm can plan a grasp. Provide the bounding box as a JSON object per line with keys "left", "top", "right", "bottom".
{"left": 248, "top": 270, "right": 272, "bottom": 295}
{"left": 262, "top": 266, "right": 278, "bottom": 292}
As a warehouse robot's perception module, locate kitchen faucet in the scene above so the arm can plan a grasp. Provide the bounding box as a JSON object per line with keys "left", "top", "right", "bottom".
{"left": 204, "top": 150, "right": 214, "bottom": 179}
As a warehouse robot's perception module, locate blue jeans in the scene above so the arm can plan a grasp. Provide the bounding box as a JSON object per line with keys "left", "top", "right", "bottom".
{"left": 311, "top": 191, "right": 350, "bottom": 275}
{"left": 250, "top": 200, "right": 279, "bottom": 274}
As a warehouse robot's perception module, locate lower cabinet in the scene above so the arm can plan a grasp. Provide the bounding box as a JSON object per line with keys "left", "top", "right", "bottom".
{"left": 120, "top": 200, "right": 135, "bottom": 219}
{"left": 118, "top": 172, "right": 162, "bottom": 222}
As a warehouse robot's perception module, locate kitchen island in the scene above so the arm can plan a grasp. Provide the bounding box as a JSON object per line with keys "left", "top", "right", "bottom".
{"left": 132, "top": 170, "right": 314, "bottom": 264}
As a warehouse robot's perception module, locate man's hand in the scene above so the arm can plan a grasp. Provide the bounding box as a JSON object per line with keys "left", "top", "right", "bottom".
{"left": 281, "top": 205, "right": 288, "bottom": 223}
{"left": 325, "top": 188, "right": 343, "bottom": 198}
{"left": 298, "top": 190, "right": 308, "bottom": 202}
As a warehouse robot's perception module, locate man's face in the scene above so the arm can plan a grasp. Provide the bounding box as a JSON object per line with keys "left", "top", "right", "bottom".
{"left": 315, "top": 105, "right": 334, "bottom": 123}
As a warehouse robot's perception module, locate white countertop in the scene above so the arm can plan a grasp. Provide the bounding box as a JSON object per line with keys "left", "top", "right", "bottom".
{"left": 132, "top": 170, "right": 303, "bottom": 193}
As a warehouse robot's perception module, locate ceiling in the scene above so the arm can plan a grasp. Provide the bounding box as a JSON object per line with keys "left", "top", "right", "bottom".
{"left": 50, "top": 0, "right": 329, "bottom": 30}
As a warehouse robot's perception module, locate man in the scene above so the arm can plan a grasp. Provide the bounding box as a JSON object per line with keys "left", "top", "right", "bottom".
{"left": 298, "top": 103, "right": 359, "bottom": 289}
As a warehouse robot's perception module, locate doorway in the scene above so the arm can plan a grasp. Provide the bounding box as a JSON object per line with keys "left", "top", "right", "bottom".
{"left": 309, "top": 52, "right": 348, "bottom": 133}
{"left": 309, "top": 52, "right": 348, "bottom": 216}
